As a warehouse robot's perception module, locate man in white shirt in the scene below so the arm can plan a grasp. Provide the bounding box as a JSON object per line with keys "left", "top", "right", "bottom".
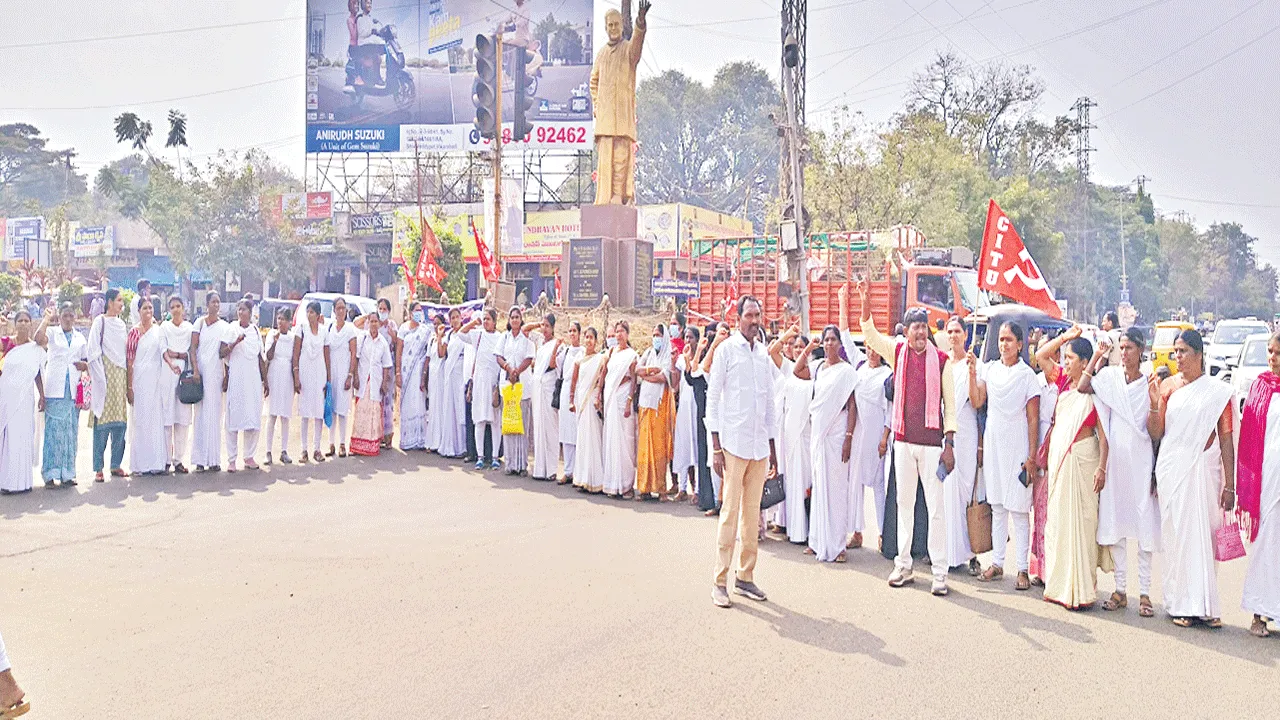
{"left": 707, "top": 296, "right": 779, "bottom": 608}
{"left": 129, "top": 279, "right": 151, "bottom": 327}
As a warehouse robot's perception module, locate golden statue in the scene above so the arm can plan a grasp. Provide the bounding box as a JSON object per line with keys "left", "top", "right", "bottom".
{"left": 589, "top": 0, "right": 650, "bottom": 205}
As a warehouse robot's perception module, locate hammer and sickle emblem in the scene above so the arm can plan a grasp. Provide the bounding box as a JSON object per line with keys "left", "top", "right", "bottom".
{"left": 1002, "top": 249, "right": 1048, "bottom": 292}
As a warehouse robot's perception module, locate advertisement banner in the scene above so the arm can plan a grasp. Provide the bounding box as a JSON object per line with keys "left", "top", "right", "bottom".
{"left": 484, "top": 178, "right": 524, "bottom": 259}
{"left": 305, "top": 0, "right": 597, "bottom": 153}
{"left": 72, "top": 225, "right": 116, "bottom": 258}
{"left": 507, "top": 209, "right": 580, "bottom": 262}
{"left": 350, "top": 211, "right": 394, "bottom": 238}
{"left": 4, "top": 217, "right": 44, "bottom": 261}
{"left": 652, "top": 279, "right": 700, "bottom": 298}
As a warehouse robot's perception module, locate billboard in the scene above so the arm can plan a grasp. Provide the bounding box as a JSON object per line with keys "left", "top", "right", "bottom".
{"left": 508, "top": 209, "right": 580, "bottom": 262}
{"left": 638, "top": 205, "right": 754, "bottom": 260}
{"left": 4, "top": 217, "right": 44, "bottom": 262}
{"left": 72, "top": 225, "right": 116, "bottom": 258}
{"left": 305, "top": 0, "right": 597, "bottom": 153}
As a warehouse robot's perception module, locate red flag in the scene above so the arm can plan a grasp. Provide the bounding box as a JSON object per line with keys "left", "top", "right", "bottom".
{"left": 399, "top": 257, "right": 417, "bottom": 295}
{"left": 414, "top": 233, "right": 433, "bottom": 285}
{"left": 979, "top": 200, "right": 1062, "bottom": 318}
{"left": 472, "top": 219, "right": 500, "bottom": 282}
{"left": 418, "top": 253, "right": 447, "bottom": 293}
{"left": 422, "top": 218, "right": 442, "bottom": 259}
{"left": 554, "top": 270, "right": 562, "bottom": 304}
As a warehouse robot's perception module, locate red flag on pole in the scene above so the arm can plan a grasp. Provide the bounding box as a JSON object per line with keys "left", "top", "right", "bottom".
{"left": 418, "top": 253, "right": 447, "bottom": 293}
{"left": 421, "top": 217, "right": 442, "bottom": 259}
{"left": 472, "top": 219, "right": 500, "bottom": 282}
{"left": 978, "top": 199, "right": 1062, "bottom": 318}
{"left": 399, "top": 257, "right": 417, "bottom": 295}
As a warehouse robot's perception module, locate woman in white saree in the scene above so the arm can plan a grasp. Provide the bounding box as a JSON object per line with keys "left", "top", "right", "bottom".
{"left": 942, "top": 317, "right": 981, "bottom": 574}
{"left": 570, "top": 327, "right": 605, "bottom": 493}
{"left": 436, "top": 308, "right": 470, "bottom": 459}
{"left": 396, "top": 302, "right": 430, "bottom": 451}
{"left": 189, "top": 293, "right": 229, "bottom": 472}
{"left": 159, "top": 297, "right": 195, "bottom": 473}
{"left": 126, "top": 299, "right": 169, "bottom": 475}
{"left": 0, "top": 310, "right": 49, "bottom": 494}
{"left": 600, "top": 320, "right": 639, "bottom": 498}
{"left": 557, "top": 322, "right": 585, "bottom": 485}
{"left": 768, "top": 326, "right": 813, "bottom": 544}
{"left": 1148, "top": 329, "right": 1237, "bottom": 628}
{"left": 797, "top": 326, "right": 860, "bottom": 563}
{"left": 1237, "top": 332, "right": 1280, "bottom": 638}
{"left": 530, "top": 313, "right": 563, "bottom": 481}
{"left": 222, "top": 300, "right": 266, "bottom": 472}
{"left": 1081, "top": 326, "right": 1161, "bottom": 617}
{"left": 850, "top": 343, "right": 892, "bottom": 551}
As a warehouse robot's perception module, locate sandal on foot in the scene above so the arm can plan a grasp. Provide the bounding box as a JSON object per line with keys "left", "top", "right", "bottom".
{"left": 968, "top": 558, "right": 982, "bottom": 577}
{"left": 1102, "top": 592, "right": 1128, "bottom": 611}
{"left": 803, "top": 547, "right": 816, "bottom": 555}
{"left": 1204, "top": 617, "right": 1223, "bottom": 629}
{"left": 339, "top": 444, "right": 348, "bottom": 458}
{"left": 1138, "top": 595, "right": 1155, "bottom": 617}
{"left": 94, "top": 472, "right": 105, "bottom": 483}
{"left": 1015, "top": 572, "right": 1032, "bottom": 591}
{"left": 1172, "top": 617, "right": 1195, "bottom": 628}
{"left": 110, "top": 468, "right": 126, "bottom": 478}
{"left": 847, "top": 532, "right": 863, "bottom": 549}
{"left": 835, "top": 551, "right": 848, "bottom": 563}
{"left": 1251, "top": 615, "right": 1271, "bottom": 638}
{"left": 978, "top": 565, "right": 1004, "bottom": 583}
{"left": 2, "top": 699, "right": 31, "bottom": 719}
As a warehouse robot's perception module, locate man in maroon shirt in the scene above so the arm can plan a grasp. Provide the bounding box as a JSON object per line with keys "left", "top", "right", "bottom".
{"left": 856, "top": 281, "right": 959, "bottom": 596}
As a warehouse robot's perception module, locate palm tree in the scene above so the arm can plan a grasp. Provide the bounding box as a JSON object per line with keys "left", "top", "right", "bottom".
{"left": 166, "top": 110, "right": 188, "bottom": 173}
{"left": 113, "top": 112, "right": 154, "bottom": 160}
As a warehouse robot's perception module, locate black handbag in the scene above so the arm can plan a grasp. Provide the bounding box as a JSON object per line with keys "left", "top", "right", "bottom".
{"left": 178, "top": 360, "right": 203, "bottom": 405}
{"left": 551, "top": 378, "right": 564, "bottom": 410}
{"left": 760, "top": 474, "right": 785, "bottom": 510}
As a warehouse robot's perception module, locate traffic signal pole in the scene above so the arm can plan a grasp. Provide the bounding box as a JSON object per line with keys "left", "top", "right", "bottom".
{"left": 493, "top": 33, "right": 504, "bottom": 271}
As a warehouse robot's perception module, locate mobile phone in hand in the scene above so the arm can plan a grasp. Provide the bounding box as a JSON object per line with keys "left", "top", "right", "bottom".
{"left": 937, "top": 461, "right": 949, "bottom": 482}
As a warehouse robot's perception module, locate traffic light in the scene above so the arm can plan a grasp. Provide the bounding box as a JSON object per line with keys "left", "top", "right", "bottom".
{"left": 511, "top": 46, "right": 536, "bottom": 142}
{"left": 473, "top": 34, "right": 498, "bottom": 140}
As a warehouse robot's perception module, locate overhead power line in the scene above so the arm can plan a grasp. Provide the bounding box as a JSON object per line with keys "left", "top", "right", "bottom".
{"left": 0, "top": 75, "right": 303, "bottom": 111}
{"left": 1102, "top": 19, "right": 1280, "bottom": 118}
{"left": 1159, "top": 194, "right": 1280, "bottom": 210}
{"left": 0, "top": 15, "right": 303, "bottom": 50}
{"left": 1109, "top": 0, "right": 1270, "bottom": 88}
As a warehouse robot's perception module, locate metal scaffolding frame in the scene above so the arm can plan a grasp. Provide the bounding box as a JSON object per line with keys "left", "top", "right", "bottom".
{"left": 304, "top": 149, "right": 594, "bottom": 214}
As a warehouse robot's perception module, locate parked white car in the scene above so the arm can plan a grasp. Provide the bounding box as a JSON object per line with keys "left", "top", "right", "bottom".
{"left": 1230, "top": 333, "right": 1273, "bottom": 410}
{"left": 292, "top": 292, "right": 379, "bottom": 328}
{"left": 1208, "top": 318, "right": 1270, "bottom": 379}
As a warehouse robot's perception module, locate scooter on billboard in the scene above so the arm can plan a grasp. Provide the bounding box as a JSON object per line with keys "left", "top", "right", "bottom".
{"left": 501, "top": 24, "right": 544, "bottom": 97}
{"left": 345, "top": 23, "right": 416, "bottom": 111}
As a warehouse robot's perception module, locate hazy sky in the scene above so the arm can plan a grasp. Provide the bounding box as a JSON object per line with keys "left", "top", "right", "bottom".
{"left": 3, "top": 0, "right": 1278, "bottom": 262}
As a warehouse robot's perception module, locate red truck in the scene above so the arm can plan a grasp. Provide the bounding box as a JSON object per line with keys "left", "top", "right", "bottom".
{"left": 685, "top": 225, "right": 982, "bottom": 334}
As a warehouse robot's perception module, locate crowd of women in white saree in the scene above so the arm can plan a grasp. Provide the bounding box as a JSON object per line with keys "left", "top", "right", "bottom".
{"left": 1, "top": 282, "right": 1277, "bottom": 637}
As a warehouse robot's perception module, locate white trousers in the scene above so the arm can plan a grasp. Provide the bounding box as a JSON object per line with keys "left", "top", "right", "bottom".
{"left": 300, "top": 418, "right": 324, "bottom": 454}
{"left": 226, "top": 429, "right": 260, "bottom": 465}
{"left": 992, "top": 503, "right": 1031, "bottom": 573}
{"left": 165, "top": 424, "right": 189, "bottom": 467}
{"left": 0, "top": 629, "right": 9, "bottom": 673}
{"left": 328, "top": 414, "right": 348, "bottom": 447}
{"left": 1110, "top": 538, "right": 1154, "bottom": 596}
{"left": 266, "top": 416, "right": 290, "bottom": 455}
{"left": 562, "top": 443, "right": 577, "bottom": 478}
{"left": 894, "top": 442, "right": 947, "bottom": 578}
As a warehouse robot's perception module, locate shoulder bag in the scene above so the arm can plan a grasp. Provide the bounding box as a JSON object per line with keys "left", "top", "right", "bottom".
{"left": 966, "top": 461, "right": 993, "bottom": 554}
{"left": 178, "top": 358, "right": 204, "bottom": 405}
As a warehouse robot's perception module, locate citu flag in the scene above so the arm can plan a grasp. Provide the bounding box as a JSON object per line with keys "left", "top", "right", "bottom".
{"left": 421, "top": 217, "right": 442, "bottom": 259}
{"left": 979, "top": 199, "right": 1062, "bottom": 319}
{"left": 418, "top": 252, "right": 447, "bottom": 293}
{"left": 399, "top": 257, "right": 417, "bottom": 295}
{"left": 471, "top": 218, "right": 500, "bottom": 282}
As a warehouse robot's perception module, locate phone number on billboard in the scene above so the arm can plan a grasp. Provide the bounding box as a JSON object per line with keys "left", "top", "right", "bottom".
{"left": 468, "top": 124, "right": 592, "bottom": 148}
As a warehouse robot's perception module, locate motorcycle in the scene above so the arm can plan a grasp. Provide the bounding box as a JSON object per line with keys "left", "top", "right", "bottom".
{"left": 502, "top": 25, "right": 544, "bottom": 97}
{"left": 345, "top": 23, "right": 416, "bottom": 111}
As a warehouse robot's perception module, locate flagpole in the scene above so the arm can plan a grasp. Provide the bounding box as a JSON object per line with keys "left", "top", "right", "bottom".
{"left": 415, "top": 140, "right": 427, "bottom": 295}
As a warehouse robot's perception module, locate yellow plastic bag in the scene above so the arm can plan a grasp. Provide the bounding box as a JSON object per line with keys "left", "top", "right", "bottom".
{"left": 501, "top": 382, "right": 525, "bottom": 435}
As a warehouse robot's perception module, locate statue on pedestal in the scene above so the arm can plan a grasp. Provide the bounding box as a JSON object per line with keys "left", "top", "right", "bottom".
{"left": 589, "top": 0, "right": 650, "bottom": 205}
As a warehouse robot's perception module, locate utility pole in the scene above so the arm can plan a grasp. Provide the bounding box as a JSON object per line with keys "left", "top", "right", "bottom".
{"left": 1072, "top": 96, "right": 1096, "bottom": 318}
{"left": 781, "top": 1, "right": 809, "bottom": 333}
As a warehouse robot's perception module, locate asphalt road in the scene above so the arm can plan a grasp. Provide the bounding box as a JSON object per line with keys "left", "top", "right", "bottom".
{"left": 2, "top": 429, "right": 1277, "bottom": 719}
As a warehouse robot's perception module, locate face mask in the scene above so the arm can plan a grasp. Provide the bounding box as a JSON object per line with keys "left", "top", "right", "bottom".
{"left": 379, "top": 311, "right": 390, "bottom": 322}
{"left": 652, "top": 337, "right": 666, "bottom": 353}
{"left": 412, "top": 310, "right": 424, "bottom": 323}
{"left": 607, "top": 337, "right": 618, "bottom": 349}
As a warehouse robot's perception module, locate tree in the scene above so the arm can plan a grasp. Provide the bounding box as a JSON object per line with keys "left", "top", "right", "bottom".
{"left": 399, "top": 218, "right": 466, "bottom": 302}
{"left": 0, "top": 124, "right": 86, "bottom": 213}
{"left": 635, "top": 62, "right": 779, "bottom": 230}
{"left": 112, "top": 109, "right": 187, "bottom": 166}
{"left": 0, "top": 273, "right": 22, "bottom": 313}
